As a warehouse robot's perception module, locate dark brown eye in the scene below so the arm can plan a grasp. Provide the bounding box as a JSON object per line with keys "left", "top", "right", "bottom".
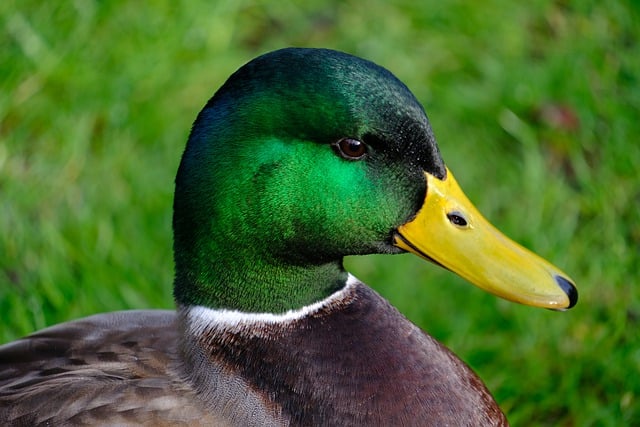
{"left": 335, "top": 138, "right": 367, "bottom": 160}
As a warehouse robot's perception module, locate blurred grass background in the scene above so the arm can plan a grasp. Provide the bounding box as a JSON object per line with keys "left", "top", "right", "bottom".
{"left": 1, "top": 1, "right": 638, "bottom": 425}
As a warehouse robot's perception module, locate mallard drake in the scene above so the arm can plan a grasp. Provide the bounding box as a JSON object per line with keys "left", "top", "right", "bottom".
{"left": 0, "top": 48, "right": 577, "bottom": 426}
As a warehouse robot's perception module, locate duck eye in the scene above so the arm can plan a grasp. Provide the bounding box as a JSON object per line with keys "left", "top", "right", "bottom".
{"left": 334, "top": 138, "right": 367, "bottom": 160}
{"left": 447, "top": 211, "right": 468, "bottom": 228}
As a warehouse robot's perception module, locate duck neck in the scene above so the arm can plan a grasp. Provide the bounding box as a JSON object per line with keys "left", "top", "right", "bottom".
{"left": 173, "top": 244, "right": 347, "bottom": 313}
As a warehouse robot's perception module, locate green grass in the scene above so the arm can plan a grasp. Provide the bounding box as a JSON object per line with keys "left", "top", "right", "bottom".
{"left": 2, "top": 1, "right": 639, "bottom": 425}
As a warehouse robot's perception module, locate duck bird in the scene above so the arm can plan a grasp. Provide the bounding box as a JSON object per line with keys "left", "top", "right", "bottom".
{"left": 0, "top": 48, "right": 577, "bottom": 426}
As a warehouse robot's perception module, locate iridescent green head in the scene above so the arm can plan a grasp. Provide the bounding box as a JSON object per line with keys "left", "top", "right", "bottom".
{"left": 173, "top": 48, "right": 577, "bottom": 313}
{"left": 173, "top": 48, "right": 443, "bottom": 311}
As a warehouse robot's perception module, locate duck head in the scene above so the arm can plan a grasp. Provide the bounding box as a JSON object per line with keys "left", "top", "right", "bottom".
{"left": 173, "top": 48, "right": 577, "bottom": 313}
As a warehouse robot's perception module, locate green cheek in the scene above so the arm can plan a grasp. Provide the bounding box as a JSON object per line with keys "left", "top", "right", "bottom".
{"left": 248, "top": 142, "right": 407, "bottom": 257}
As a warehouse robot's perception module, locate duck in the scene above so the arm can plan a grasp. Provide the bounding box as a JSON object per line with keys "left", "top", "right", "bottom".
{"left": 0, "top": 48, "right": 577, "bottom": 426}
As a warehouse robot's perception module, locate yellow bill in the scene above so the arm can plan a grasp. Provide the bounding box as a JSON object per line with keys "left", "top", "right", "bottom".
{"left": 394, "top": 168, "right": 577, "bottom": 309}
